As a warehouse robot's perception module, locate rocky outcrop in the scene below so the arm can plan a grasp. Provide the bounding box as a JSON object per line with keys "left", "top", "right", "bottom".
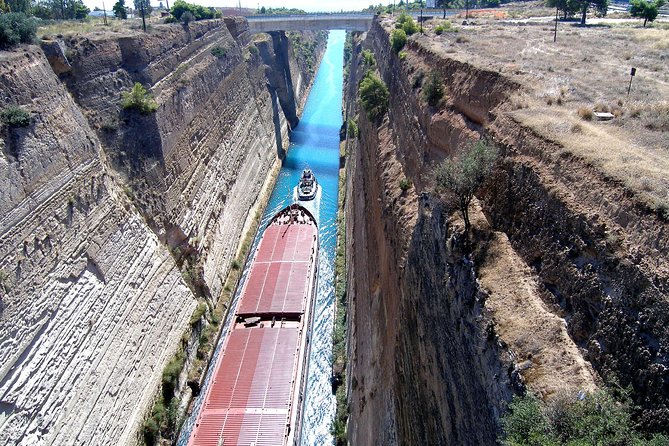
{"left": 344, "top": 29, "right": 513, "bottom": 445}
{"left": 0, "top": 19, "right": 326, "bottom": 446}
{"left": 0, "top": 48, "right": 195, "bottom": 445}
{"left": 58, "top": 19, "right": 325, "bottom": 301}
{"left": 345, "top": 16, "right": 669, "bottom": 443}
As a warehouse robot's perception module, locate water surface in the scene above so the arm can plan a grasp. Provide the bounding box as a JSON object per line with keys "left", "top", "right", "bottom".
{"left": 179, "top": 29, "right": 345, "bottom": 445}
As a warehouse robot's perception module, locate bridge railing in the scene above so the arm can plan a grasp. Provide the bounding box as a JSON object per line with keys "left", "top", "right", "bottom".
{"left": 246, "top": 12, "right": 376, "bottom": 20}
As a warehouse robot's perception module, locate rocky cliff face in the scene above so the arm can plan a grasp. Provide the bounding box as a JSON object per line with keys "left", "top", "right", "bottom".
{"left": 0, "top": 47, "right": 195, "bottom": 446}
{"left": 0, "top": 19, "right": 325, "bottom": 445}
{"left": 345, "top": 16, "right": 667, "bottom": 445}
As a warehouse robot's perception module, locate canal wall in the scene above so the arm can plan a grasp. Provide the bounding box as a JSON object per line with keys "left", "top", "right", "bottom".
{"left": 344, "top": 16, "right": 669, "bottom": 444}
{"left": 0, "top": 19, "right": 326, "bottom": 445}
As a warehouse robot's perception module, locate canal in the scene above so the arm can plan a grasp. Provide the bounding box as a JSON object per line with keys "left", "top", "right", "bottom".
{"left": 179, "top": 29, "right": 345, "bottom": 445}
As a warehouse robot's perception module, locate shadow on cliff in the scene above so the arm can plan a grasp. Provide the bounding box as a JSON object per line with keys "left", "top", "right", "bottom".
{"left": 116, "top": 109, "right": 164, "bottom": 174}
{"left": 392, "top": 197, "right": 514, "bottom": 444}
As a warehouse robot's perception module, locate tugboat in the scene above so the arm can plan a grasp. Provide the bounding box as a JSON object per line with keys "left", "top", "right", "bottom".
{"left": 297, "top": 168, "right": 319, "bottom": 201}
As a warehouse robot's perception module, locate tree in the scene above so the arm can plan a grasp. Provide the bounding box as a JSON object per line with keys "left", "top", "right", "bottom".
{"left": 358, "top": 72, "right": 389, "bottom": 122}
{"left": 630, "top": 0, "right": 665, "bottom": 26}
{"left": 112, "top": 0, "right": 126, "bottom": 18}
{"left": 0, "top": 12, "right": 37, "bottom": 48}
{"left": 435, "top": 140, "right": 497, "bottom": 234}
{"left": 435, "top": 0, "right": 451, "bottom": 19}
{"left": 578, "top": 0, "right": 608, "bottom": 25}
{"left": 545, "top": 0, "right": 582, "bottom": 19}
{"left": 6, "top": 0, "right": 31, "bottom": 13}
{"left": 134, "top": 0, "right": 150, "bottom": 31}
{"left": 72, "top": 0, "right": 88, "bottom": 18}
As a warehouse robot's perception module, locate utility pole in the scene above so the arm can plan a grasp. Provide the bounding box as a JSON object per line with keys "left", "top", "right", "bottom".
{"left": 103, "top": 0, "right": 108, "bottom": 25}
{"left": 140, "top": 0, "right": 146, "bottom": 32}
{"left": 553, "top": 4, "right": 558, "bottom": 42}
{"left": 420, "top": 0, "right": 423, "bottom": 33}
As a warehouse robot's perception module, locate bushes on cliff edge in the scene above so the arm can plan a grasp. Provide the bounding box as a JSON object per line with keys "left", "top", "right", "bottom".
{"left": 391, "top": 28, "right": 407, "bottom": 53}
{"left": 170, "top": 0, "right": 216, "bottom": 21}
{"left": 500, "top": 390, "right": 669, "bottom": 445}
{"left": 358, "top": 72, "right": 389, "bottom": 123}
{"left": 0, "top": 12, "right": 36, "bottom": 49}
{"left": 121, "top": 83, "right": 158, "bottom": 114}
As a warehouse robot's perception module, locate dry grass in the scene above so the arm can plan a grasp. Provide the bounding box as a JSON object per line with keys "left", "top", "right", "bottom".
{"left": 423, "top": 21, "right": 669, "bottom": 214}
{"left": 472, "top": 210, "right": 597, "bottom": 398}
{"left": 38, "top": 17, "right": 162, "bottom": 39}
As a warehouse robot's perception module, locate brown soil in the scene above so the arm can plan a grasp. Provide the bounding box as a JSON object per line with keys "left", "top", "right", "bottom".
{"left": 412, "top": 19, "right": 669, "bottom": 213}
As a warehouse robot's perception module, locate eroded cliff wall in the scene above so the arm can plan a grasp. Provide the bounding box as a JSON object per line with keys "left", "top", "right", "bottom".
{"left": 0, "top": 48, "right": 195, "bottom": 445}
{"left": 345, "top": 16, "right": 668, "bottom": 444}
{"left": 0, "top": 19, "right": 326, "bottom": 445}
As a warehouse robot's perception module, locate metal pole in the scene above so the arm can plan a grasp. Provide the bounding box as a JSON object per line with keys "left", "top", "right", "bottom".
{"left": 554, "top": 5, "right": 558, "bottom": 42}
{"left": 103, "top": 0, "right": 108, "bottom": 25}
{"left": 420, "top": 2, "right": 423, "bottom": 33}
{"left": 140, "top": 1, "right": 146, "bottom": 32}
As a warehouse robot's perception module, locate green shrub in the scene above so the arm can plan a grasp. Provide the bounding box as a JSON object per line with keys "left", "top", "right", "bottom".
{"left": 211, "top": 45, "right": 226, "bottom": 58}
{"left": 0, "top": 13, "right": 37, "bottom": 49}
{"left": 423, "top": 70, "right": 444, "bottom": 106}
{"left": 181, "top": 10, "right": 194, "bottom": 24}
{"left": 231, "top": 259, "right": 240, "bottom": 270}
{"left": 361, "top": 49, "right": 376, "bottom": 67}
{"left": 170, "top": 0, "right": 214, "bottom": 21}
{"left": 121, "top": 83, "right": 158, "bottom": 114}
{"left": 189, "top": 301, "right": 207, "bottom": 326}
{"left": 398, "top": 50, "right": 407, "bottom": 61}
{"left": 500, "top": 390, "right": 669, "bottom": 446}
{"left": 1, "top": 105, "right": 30, "bottom": 127}
{"left": 161, "top": 350, "right": 185, "bottom": 402}
{"left": 358, "top": 72, "right": 389, "bottom": 122}
{"left": 143, "top": 416, "right": 160, "bottom": 445}
{"left": 435, "top": 21, "right": 456, "bottom": 35}
{"left": 391, "top": 29, "right": 407, "bottom": 53}
{"left": 347, "top": 118, "right": 358, "bottom": 138}
{"left": 399, "top": 177, "right": 413, "bottom": 191}
{"left": 402, "top": 17, "right": 419, "bottom": 36}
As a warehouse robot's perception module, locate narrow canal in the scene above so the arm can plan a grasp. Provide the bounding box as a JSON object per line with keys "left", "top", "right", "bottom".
{"left": 179, "top": 29, "right": 345, "bottom": 445}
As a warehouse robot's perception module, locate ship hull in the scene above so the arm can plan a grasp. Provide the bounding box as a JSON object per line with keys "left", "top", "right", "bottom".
{"left": 188, "top": 205, "right": 319, "bottom": 446}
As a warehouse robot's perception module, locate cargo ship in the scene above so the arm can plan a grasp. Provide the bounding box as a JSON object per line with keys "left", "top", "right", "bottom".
{"left": 188, "top": 204, "right": 319, "bottom": 446}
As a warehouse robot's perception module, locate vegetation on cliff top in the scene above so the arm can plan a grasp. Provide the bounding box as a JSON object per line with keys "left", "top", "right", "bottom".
{"left": 0, "top": 12, "right": 36, "bottom": 48}
{"left": 501, "top": 389, "right": 669, "bottom": 445}
{"left": 170, "top": 0, "right": 217, "bottom": 21}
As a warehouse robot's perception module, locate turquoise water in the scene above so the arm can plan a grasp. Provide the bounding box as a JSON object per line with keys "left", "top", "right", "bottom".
{"left": 179, "top": 30, "right": 345, "bottom": 445}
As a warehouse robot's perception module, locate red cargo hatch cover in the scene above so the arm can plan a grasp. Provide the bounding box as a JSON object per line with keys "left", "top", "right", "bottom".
{"left": 238, "top": 223, "right": 317, "bottom": 316}
{"left": 189, "top": 327, "right": 300, "bottom": 446}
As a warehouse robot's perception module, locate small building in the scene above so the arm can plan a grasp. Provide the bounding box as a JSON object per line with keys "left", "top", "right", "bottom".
{"left": 426, "top": 0, "right": 437, "bottom": 7}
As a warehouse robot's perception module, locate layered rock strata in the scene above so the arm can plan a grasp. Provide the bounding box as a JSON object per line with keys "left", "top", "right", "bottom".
{"left": 344, "top": 16, "right": 667, "bottom": 445}
{"left": 0, "top": 19, "right": 326, "bottom": 445}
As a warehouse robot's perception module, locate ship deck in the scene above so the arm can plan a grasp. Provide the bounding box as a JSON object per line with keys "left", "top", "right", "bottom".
{"left": 188, "top": 207, "right": 318, "bottom": 446}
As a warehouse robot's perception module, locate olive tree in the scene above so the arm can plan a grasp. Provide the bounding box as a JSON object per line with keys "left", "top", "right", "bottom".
{"left": 435, "top": 140, "right": 497, "bottom": 234}
{"left": 630, "top": 0, "right": 665, "bottom": 27}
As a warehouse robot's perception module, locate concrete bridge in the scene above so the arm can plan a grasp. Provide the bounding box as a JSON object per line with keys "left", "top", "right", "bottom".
{"left": 246, "top": 13, "right": 375, "bottom": 33}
